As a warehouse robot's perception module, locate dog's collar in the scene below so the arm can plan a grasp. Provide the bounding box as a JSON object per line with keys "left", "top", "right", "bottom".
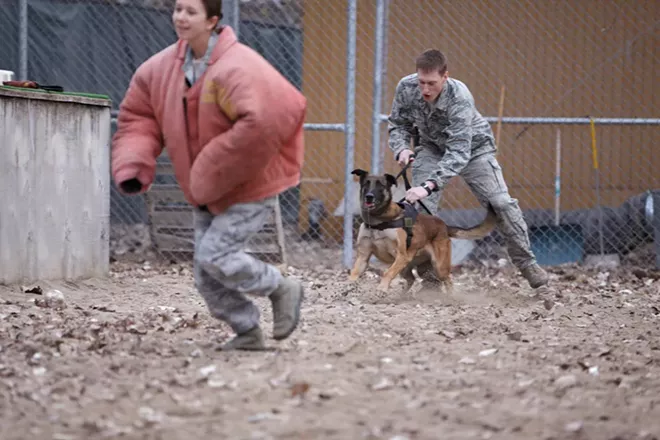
{"left": 365, "top": 217, "right": 406, "bottom": 231}
{"left": 364, "top": 203, "right": 419, "bottom": 248}
{"left": 364, "top": 202, "right": 417, "bottom": 228}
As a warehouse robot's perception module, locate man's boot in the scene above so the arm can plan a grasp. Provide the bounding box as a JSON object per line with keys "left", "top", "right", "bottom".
{"left": 269, "top": 277, "right": 304, "bottom": 340}
{"left": 521, "top": 263, "right": 549, "bottom": 289}
{"left": 217, "top": 326, "right": 267, "bottom": 351}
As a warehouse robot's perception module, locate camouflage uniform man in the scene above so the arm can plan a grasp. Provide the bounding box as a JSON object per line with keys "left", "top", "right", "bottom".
{"left": 388, "top": 49, "right": 549, "bottom": 289}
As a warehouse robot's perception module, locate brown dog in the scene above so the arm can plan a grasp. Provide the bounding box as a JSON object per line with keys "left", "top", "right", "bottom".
{"left": 348, "top": 168, "right": 497, "bottom": 294}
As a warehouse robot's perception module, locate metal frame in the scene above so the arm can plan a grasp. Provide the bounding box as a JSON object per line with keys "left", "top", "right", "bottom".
{"left": 18, "top": 0, "right": 28, "bottom": 80}
{"left": 368, "top": 0, "right": 659, "bottom": 269}
{"left": 218, "top": 0, "right": 359, "bottom": 269}
{"left": 106, "top": 0, "right": 360, "bottom": 269}
{"left": 24, "top": 1, "right": 656, "bottom": 268}
{"left": 370, "top": 0, "right": 387, "bottom": 175}
{"left": 378, "top": 115, "right": 660, "bottom": 125}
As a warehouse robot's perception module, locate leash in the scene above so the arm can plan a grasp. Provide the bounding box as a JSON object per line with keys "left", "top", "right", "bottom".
{"left": 394, "top": 154, "right": 434, "bottom": 216}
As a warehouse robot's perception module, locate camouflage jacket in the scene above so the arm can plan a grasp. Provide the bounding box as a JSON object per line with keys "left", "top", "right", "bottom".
{"left": 387, "top": 75, "right": 496, "bottom": 188}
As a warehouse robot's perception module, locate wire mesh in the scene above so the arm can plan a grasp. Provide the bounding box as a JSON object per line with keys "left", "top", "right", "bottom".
{"left": 0, "top": 0, "right": 351, "bottom": 269}
{"left": 369, "top": 0, "right": 660, "bottom": 269}
{"left": 1, "top": 0, "right": 658, "bottom": 273}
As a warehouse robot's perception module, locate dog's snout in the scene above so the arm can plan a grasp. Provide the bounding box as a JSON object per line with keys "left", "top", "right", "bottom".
{"left": 365, "top": 193, "right": 375, "bottom": 202}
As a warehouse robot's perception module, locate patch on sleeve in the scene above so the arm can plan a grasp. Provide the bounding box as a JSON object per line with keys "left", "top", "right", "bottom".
{"left": 201, "top": 80, "right": 237, "bottom": 122}
{"left": 201, "top": 80, "right": 217, "bottom": 104}
{"left": 216, "top": 86, "right": 237, "bottom": 121}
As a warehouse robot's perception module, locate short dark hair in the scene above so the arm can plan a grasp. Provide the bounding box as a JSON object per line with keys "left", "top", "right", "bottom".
{"left": 415, "top": 49, "right": 448, "bottom": 75}
{"left": 201, "top": 0, "right": 223, "bottom": 20}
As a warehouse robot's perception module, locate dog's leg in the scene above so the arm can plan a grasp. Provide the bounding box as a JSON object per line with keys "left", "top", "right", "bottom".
{"left": 431, "top": 237, "right": 453, "bottom": 294}
{"left": 349, "top": 229, "right": 373, "bottom": 282}
{"left": 377, "top": 253, "right": 413, "bottom": 292}
{"left": 400, "top": 263, "right": 417, "bottom": 294}
{"left": 415, "top": 255, "right": 440, "bottom": 287}
{"left": 349, "top": 250, "right": 372, "bottom": 282}
{"left": 378, "top": 231, "right": 416, "bottom": 292}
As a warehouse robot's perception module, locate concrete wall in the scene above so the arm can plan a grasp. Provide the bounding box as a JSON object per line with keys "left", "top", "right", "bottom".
{"left": 0, "top": 87, "right": 111, "bottom": 284}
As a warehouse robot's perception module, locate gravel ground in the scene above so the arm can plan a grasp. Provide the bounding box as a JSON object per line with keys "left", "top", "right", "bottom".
{"left": 1, "top": 250, "right": 659, "bottom": 440}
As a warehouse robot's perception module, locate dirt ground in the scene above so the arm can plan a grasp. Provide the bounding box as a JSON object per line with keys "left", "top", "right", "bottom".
{"left": 1, "top": 248, "right": 659, "bottom": 440}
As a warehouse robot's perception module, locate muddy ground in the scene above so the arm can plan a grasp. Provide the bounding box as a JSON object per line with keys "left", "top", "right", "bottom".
{"left": 1, "top": 247, "right": 659, "bottom": 440}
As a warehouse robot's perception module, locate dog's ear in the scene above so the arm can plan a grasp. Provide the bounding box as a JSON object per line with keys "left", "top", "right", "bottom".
{"left": 384, "top": 173, "right": 397, "bottom": 188}
{"left": 351, "top": 169, "right": 368, "bottom": 184}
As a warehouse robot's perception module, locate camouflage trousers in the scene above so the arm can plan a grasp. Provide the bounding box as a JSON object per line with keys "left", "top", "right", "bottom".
{"left": 411, "top": 149, "right": 537, "bottom": 270}
{"left": 193, "top": 196, "right": 283, "bottom": 334}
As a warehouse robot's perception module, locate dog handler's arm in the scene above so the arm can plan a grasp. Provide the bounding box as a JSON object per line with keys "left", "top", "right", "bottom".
{"left": 111, "top": 64, "right": 162, "bottom": 195}
{"left": 387, "top": 78, "right": 415, "bottom": 162}
{"left": 189, "top": 65, "right": 306, "bottom": 206}
{"left": 426, "top": 96, "right": 473, "bottom": 190}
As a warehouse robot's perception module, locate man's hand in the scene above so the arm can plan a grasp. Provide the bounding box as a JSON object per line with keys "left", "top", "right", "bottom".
{"left": 405, "top": 180, "right": 437, "bottom": 203}
{"left": 397, "top": 149, "right": 415, "bottom": 167}
{"left": 405, "top": 186, "right": 429, "bottom": 203}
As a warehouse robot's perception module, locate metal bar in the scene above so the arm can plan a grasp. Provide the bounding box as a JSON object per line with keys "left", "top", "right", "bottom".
{"left": 378, "top": 114, "right": 660, "bottom": 125}
{"left": 111, "top": 115, "right": 345, "bottom": 133}
{"left": 370, "top": 0, "right": 386, "bottom": 174}
{"left": 342, "top": 0, "right": 358, "bottom": 269}
{"left": 382, "top": 0, "right": 390, "bottom": 91}
{"left": 230, "top": 0, "right": 240, "bottom": 38}
{"left": 18, "top": 0, "right": 28, "bottom": 80}
{"left": 654, "top": 192, "right": 660, "bottom": 270}
{"left": 554, "top": 128, "right": 561, "bottom": 227}
{"left": 379, "top": 0, "right": 390, "bottom": 174}
{"left": 303, "top": 124, "right": 346, "bottom": 132}
{"left": 595, "top": 168, "right": 605, "bottom": 255}
{"left": 484, "top": 117, "right": 660, "bottom": 125}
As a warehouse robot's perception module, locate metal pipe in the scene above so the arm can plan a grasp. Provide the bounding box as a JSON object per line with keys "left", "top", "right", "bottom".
{"left": 379, "top": 0, "right": 390, "bottom": 174}
{"left": 378, "top": 114, "right": 660, "bottom": 125}
{"left": 484, "top": 117, "right": 660, "bottom": 125}
{"left": 382, "top": 0, "right": 390, "bottom": 92}
{"left": 18, "top": 0, "right": 28, "bottom": 80}
{"left": 370, "top": 0, "right": 386, "bottom": 174}
{"left": 112, "top": 114, "right": 346, "bottom": 133}
{"left": 230, "top": 0, "right": 240, "bottom": 38}
{"left": 653, "top": 192, "right": 660, "bottom": 269}
{"left": 342, "top": 0, "right": 358, "bottom": 269}
{"left": 304, "top": 124, "right": 346, "bottom": 132}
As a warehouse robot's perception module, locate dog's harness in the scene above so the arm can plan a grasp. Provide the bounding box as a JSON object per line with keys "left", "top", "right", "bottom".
{"left": 394, "top": 162, "right": 433, "bottom": 217}
{"left": 364, "top": 127, "right": 433, "bottom": 249}
{"left": 365, "top": 202, "right": 419, "bottom": 249}
{"left": 394, "top": 127, "right": 434, "bottom": 217}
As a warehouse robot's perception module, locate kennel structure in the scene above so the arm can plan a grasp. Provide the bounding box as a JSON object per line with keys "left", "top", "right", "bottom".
{"left": 0, "top": 85, "right": 112, "bottom": 284}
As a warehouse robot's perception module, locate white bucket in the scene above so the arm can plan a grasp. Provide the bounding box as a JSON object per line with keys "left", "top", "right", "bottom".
{"left": 0, "top": 70, "right": 16, "bottom": 82}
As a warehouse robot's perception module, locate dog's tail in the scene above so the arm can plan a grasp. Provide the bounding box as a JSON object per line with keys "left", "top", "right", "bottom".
{"left": 447, "top": 204, "right": 497, "bottom": 240}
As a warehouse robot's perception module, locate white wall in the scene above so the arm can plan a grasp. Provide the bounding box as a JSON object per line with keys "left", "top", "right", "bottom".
{"left": 0, "top": 87, "right": 111, "bottom": 284}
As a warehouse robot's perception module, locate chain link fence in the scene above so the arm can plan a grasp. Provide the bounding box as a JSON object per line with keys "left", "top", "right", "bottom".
{"left": 1, "top": 0, "right": 658, "bottom": 271}
{"left": 368, "top": 0, "right": 660, "bottom": 270}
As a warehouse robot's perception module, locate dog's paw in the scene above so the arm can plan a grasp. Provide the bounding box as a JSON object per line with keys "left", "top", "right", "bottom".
{"left": 376, "top": 282, "right": 390, "bottom": 293}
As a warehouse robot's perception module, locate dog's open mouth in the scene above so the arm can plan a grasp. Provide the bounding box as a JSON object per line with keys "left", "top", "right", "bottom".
{"left": 364, "top": 201, "right": 376, "bottom": 209}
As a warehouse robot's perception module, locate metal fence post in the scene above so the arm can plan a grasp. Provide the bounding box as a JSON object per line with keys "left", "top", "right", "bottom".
{"left": 18, "top": 0, "right": 28, "bottom": 80}
{"left": 370, "top": 0, "right": 387, "bottom": 175}
{"left": 342, "top": 0, "right": 358, "bottom": 269}
{"left": 654, "top": 192, "right": 660, "bottom": 269}
{"left": 230, "top": 0, "right": 240, "bottom": 38}
{"left": 221, "top": 0, "right": 240, "bottom": 37}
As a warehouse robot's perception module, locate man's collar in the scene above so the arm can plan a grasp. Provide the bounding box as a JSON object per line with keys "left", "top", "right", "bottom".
{"left": 434, "top": 79, "right": 450, "bottom": 111}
